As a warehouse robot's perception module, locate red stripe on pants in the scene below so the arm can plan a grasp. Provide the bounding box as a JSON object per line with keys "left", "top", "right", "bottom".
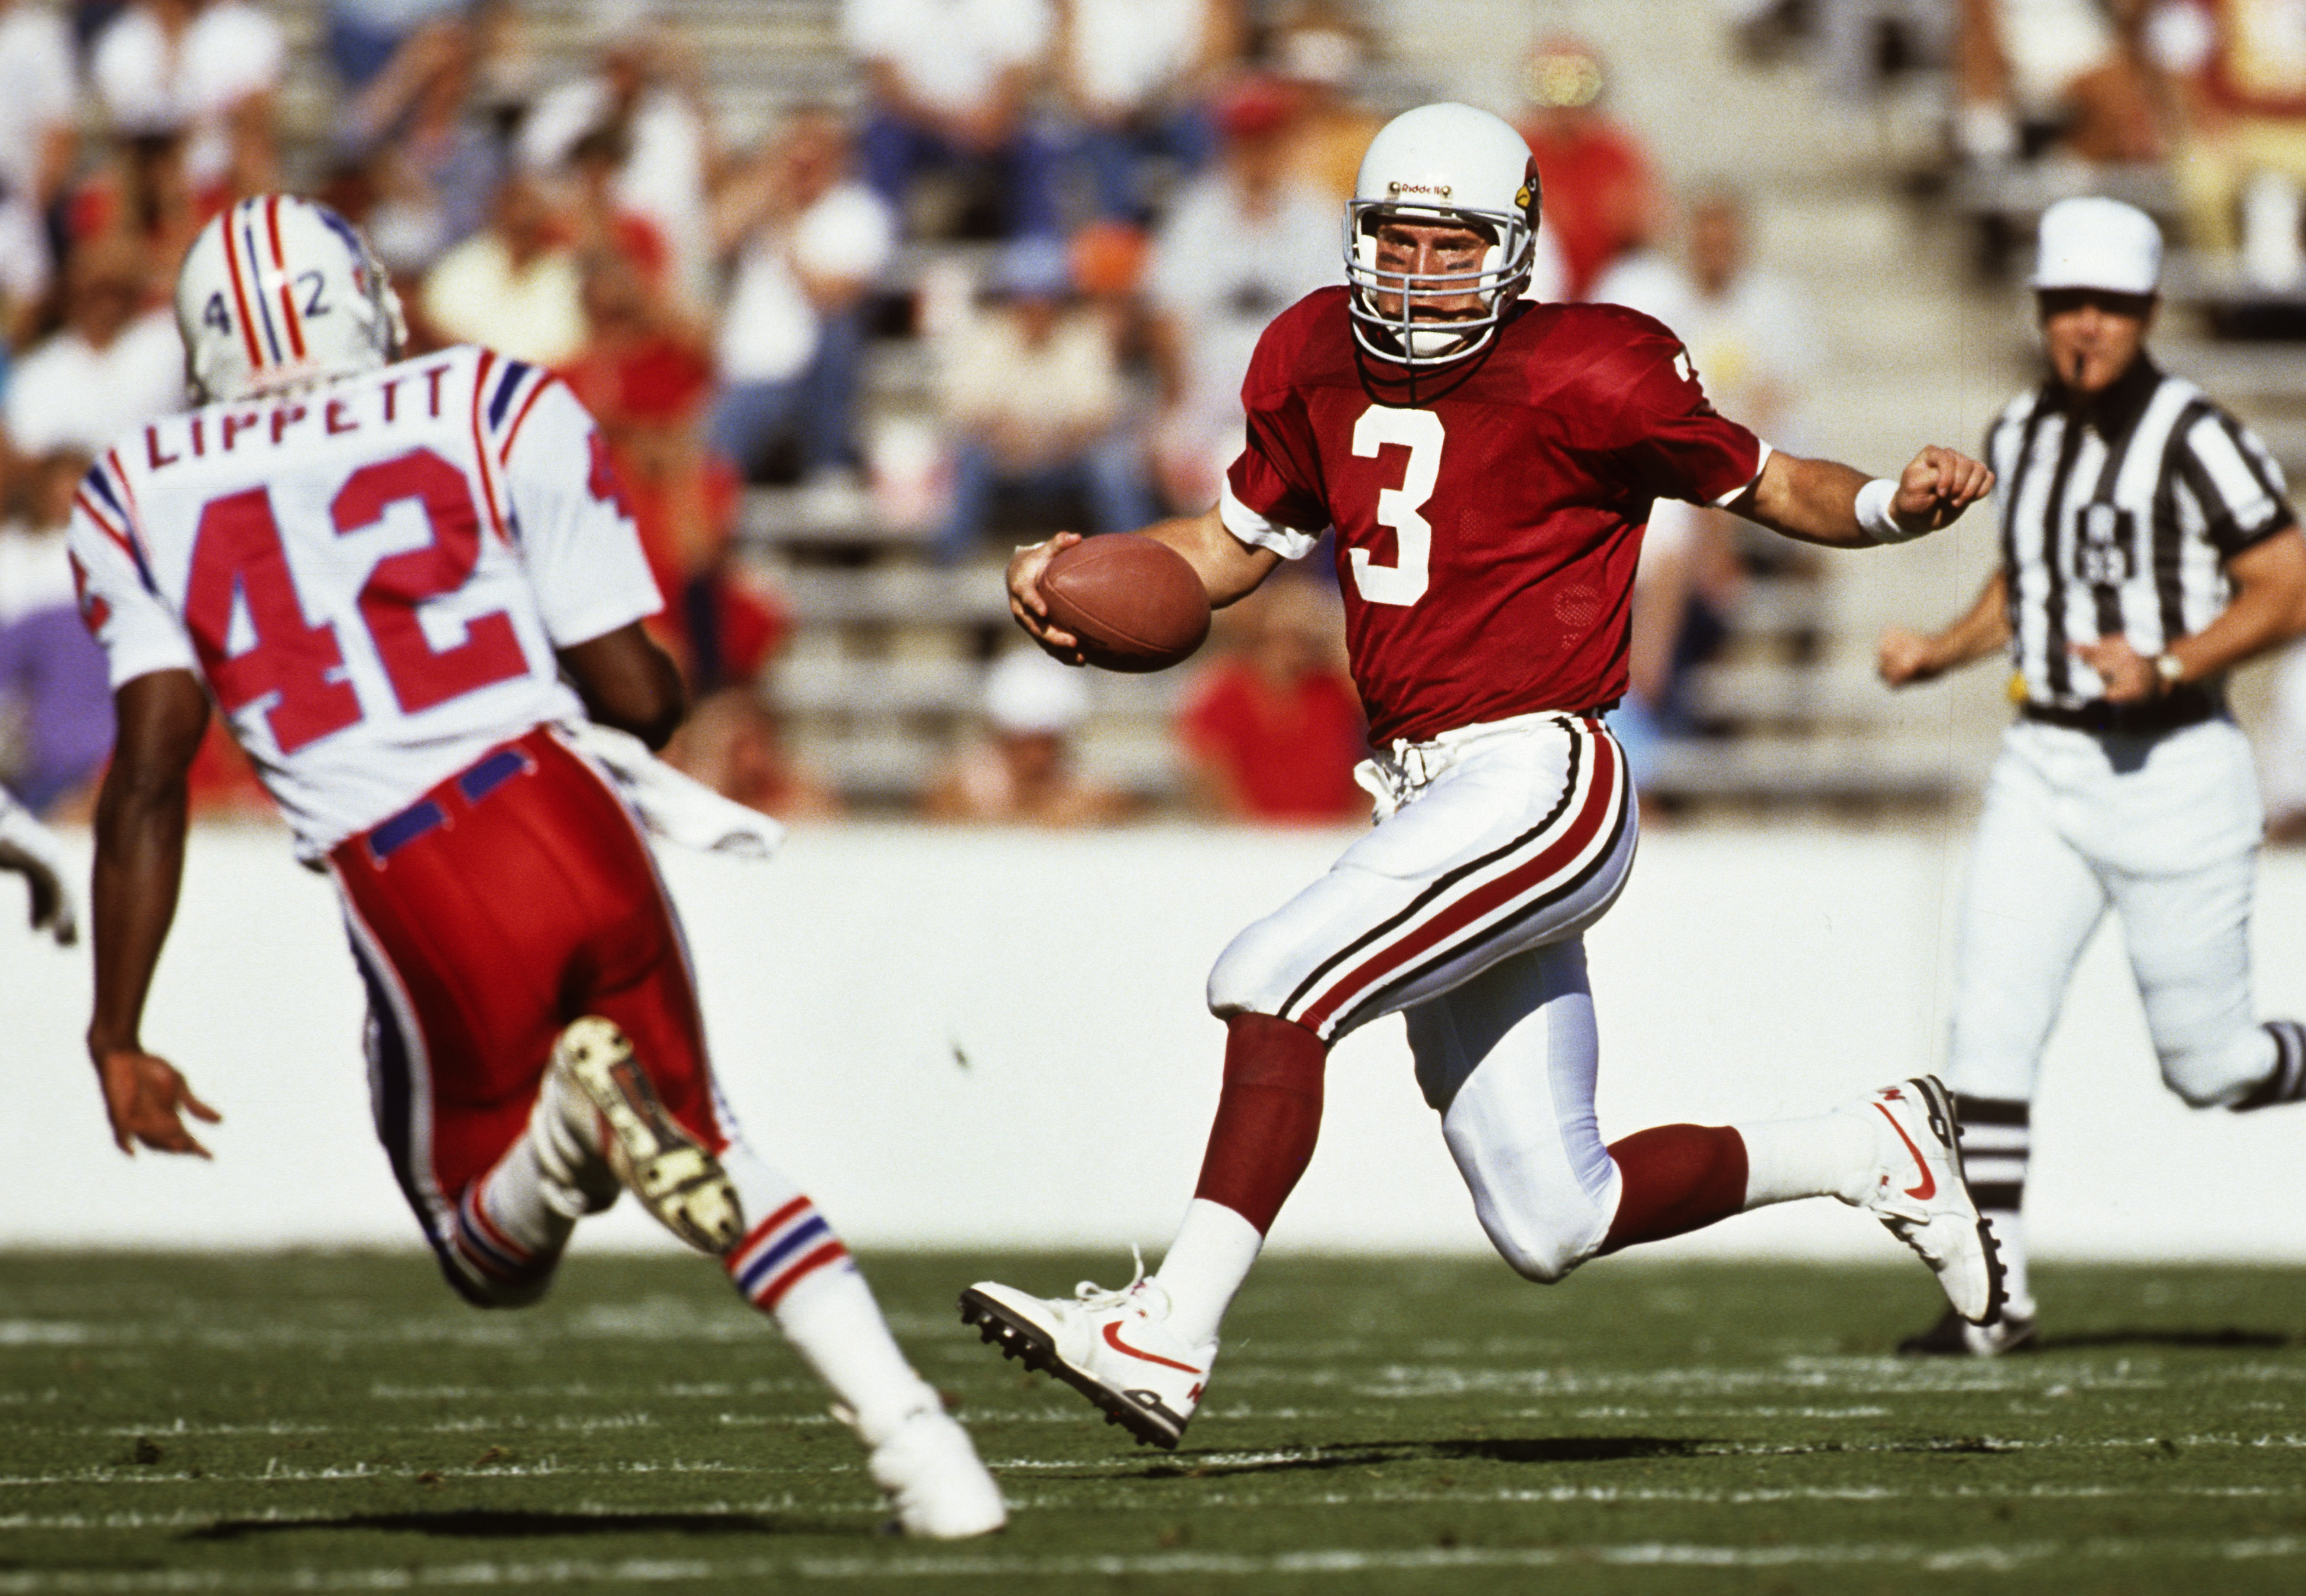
{"left": 1298, "top": 729, "right": 1620, "bottom": 1032}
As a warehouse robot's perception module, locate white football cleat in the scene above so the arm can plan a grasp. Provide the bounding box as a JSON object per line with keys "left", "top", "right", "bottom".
{"left": 838, "top": 1393, "right": 1007, "bottom": 1539}
{"left": 1857, "top": 1075, "right": 2006, "bottom": 1326}
{"left": 542, "top": 1017, "right": 743, "bottom": 1255}
{"left": 959, "top": 1263, "right": 1213, "bottom": 1449}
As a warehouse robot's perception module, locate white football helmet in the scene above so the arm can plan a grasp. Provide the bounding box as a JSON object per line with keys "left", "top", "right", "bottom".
{"left": 176, "top": 195, "right": 407, "bottom": 404}
{"left": 1343, "top": 103, "right": 1541, "bottom": 367}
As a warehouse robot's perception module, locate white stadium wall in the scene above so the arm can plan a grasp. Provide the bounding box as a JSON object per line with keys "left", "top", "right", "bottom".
{"left": 10, "top": 820, "right": 2306, "bottom": 1265}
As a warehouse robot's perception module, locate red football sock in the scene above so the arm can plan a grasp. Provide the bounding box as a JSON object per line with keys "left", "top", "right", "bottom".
{"left": 1191, "top": 1013, "right": 1327, "bottom": 1235}
{"left": 1598, "top": 1124, "right": 1749, "bottom": 1254}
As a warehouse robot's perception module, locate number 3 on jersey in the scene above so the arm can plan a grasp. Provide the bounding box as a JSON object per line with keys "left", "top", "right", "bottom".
{"left": 184, "top": 446, "right": 526, "bottom": 752}
{"left": 1351, "top": 406, "right": 1444, "bottom": 606}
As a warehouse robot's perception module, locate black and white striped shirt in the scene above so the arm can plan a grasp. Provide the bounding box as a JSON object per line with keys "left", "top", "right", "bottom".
{"left": 1986, "top": 356, "right": 2297, "bottom": 710}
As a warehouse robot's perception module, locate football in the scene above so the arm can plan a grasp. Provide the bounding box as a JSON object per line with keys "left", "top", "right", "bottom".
{"left": 1038, "top": 534, "right": 1212, "bottom": 673}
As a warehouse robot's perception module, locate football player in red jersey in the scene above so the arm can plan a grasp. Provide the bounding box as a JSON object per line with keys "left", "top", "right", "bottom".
{"left": 963, "top": 103, "right": 2000, "bottom": 1450}
{"left": 73, "top": 197, "right": 1003, "bottom": 1536}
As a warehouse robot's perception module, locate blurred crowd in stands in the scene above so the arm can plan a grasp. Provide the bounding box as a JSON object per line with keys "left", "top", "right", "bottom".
{"left": 1729, "top": 0, "right": 2306, "bottom": 287}
{"left": 2, "top": 0, "right": 2304, "bottom": 833}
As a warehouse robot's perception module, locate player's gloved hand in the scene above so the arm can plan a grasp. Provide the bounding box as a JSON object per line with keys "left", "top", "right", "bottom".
{"left": 93, "top": 1047, "right": 222, "bottom": 1157}
{"left": 1007, "top": 530, "right": 1087, "bottom": 665}
{"left": 0, "top": 799, "right": 79, "bottom": 945}
{"left": 2069, "top": 634, "right": 2158, "bottom": 703}
{"left": 1876, "top": 625, "right": 1943, "bottom": 687}
{"left": 1891, "top": 446, "right": 1995, "bottom": 536}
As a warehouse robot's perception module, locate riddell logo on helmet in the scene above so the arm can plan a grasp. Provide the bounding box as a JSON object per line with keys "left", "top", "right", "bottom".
{"left": 1388, "top": 181, "right": 1452, "bottom": 199}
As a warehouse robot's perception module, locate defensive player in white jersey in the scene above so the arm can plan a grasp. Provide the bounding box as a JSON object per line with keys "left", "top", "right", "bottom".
{"left": 1880, "top": 197, "right": 2306, "bottom": 1355}
{"left": 69, "top": 196, "right": 1005, "bottom": 1536}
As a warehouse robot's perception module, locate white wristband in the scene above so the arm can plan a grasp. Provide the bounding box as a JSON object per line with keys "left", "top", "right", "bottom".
{"left": 1855, "top": 477, "right": 1919, "bottom": 544}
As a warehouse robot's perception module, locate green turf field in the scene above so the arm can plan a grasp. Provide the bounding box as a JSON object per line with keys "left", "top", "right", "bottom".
{"left": 4, "top": 1251, "right": 2305, "bottom": 1594}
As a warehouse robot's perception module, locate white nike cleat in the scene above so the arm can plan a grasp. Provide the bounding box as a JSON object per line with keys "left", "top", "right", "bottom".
{"left": 837, "top": 1393, "right": 1007, "bottom": 1539}
{"left": 958, "top": 1260, "right": 1213, "bottom": 1449}
{"left": 1855, "top": 1075, "right": 2006, "bottom": 1326}
{"left": 543, "top": 1017, "right": 743, "bottom": 1255}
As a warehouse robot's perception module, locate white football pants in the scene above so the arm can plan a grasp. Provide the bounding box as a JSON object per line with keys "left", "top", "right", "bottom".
{"left": 1948, "top": 716, "right": 2276, "bottom": 1109}
{"left": 1207, "top": 712, "right": 1637, "bottom": 1280}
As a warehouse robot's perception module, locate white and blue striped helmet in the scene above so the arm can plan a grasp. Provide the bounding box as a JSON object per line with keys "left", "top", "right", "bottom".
{"left": 174, "top": 195, "right": 407, "bottom": 404}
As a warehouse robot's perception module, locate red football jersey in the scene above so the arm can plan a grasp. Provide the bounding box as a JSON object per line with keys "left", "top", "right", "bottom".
{"left": 1223, "top": 287, "right": 1765, "bottom": 745}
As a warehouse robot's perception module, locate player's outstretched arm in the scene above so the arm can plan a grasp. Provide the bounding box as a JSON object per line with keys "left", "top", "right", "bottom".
{"left": 558, "top": 622, "right": 688, "bottom": 751}
{"left": 1734, "top": 446, "right": 1993, "bottom": 549}
{"left": 2072, "top": 525, "right": 2306, "bottom": 703}
{"left": 88, "top": 670, "right": 221, "bottom": 1157}
{"left": 1008, "top": 510, "right": 1280, "bottom": 663}
{"left": 1879, "top": 570, "right": 2013, "bottom": 688}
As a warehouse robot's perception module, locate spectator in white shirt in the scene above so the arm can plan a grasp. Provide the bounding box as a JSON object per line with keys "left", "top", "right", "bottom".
{"left": 0, "top": 1, "right": 77, "bottom": 264}
{"left": 519, "top": 0, "right": 718, "bottom": 304}
{"left": 933, "top": 236, "right": 1152, "bottom": 563}
{"left": 844, "top": 0, "right": 1063, "bottom": 239}
{"left": 1144, "top": 77, "right": 1335, "bottom": 514}
{"left": 0, "top": 185, "right": 53, "bottom": 353}
{"left": 1589, "top": 189, "right": 1823, "bottom": 796}
{"left": 91, "top": 0, "right": 287, "bottom": 200}
{"left": 708, "top": 108, "right": 896, "bottom": 487}
{"left": 419, "top": 171, "right": 588, "bottom": 365}
{"left": 2, "top": 238, "right": 184, "bottom": 459}
{"left": 1059, "top": 0, "right": 1240, "bottom": 224}
{"left": 1589, "top": 189, "right": 1822, "bottom": 444}
{"left": 1952, "top": 0, "right": 2166, "bottom": 165}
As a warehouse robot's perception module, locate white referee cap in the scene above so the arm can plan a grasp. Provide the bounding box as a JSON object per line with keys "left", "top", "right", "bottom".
{"left": 2031, "top": 196, "right": 2162, "bottom": 295}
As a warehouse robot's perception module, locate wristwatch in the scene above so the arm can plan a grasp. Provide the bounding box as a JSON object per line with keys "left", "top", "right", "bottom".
{"left": 2152, "top": 651, "right": 2185, "bottom": 693}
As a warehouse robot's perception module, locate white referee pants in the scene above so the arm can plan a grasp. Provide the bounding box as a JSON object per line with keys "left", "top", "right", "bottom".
{"left": 1207, "top": 712, "right": 1637, "bottom": 1281}
{"left": 1948, "top": 717, "right": 2275, "bottom": 1110}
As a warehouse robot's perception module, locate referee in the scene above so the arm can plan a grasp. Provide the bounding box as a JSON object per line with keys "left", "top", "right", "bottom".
{"left": 1877, "top": 195, "right": 2306, "bottom": 1356}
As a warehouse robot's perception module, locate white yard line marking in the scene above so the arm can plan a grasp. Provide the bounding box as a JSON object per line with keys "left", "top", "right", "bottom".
{"left": 0, "top": 1323, "right": 92, "bottom": 1346}
{"left": 5, "top": 1480, "right": 2298, "bottom": 1532}
{"left": 9, "top": 1428, "right": 2304, "bottom": 1494}
{"left": 2, "top": 1538, "right": 2305, "bottom": 1590}
{"left": 0, "top": 1498, "right": 865, "bottom": 1533}
{"left": 978, "top": 1432, "right": 2306, "bottom": 1473}
{"left": 55, "top": 1416, "right": 675, "bottom": 1440}
{"left": 361, "top": 1381, "right": 817, "bottom": 1401}
{"left": 17, "top": 1406, "right": 1113, "bottom": 1443}
{"left": 0, "top": 1459, "right": 857, "bottom": 1490}
{"left": 999, "top": 1481, "right": 2306, "bottom": 1510}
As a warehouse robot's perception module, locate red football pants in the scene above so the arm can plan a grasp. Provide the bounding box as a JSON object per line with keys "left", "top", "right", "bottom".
{"left": 331, "top": 726, "right": 722, "bottom": 1252}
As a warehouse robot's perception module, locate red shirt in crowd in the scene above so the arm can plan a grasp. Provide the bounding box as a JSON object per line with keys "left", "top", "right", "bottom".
{"left": 1517, "top": 115, "right": 1656, "bottom": 301}
{"left": 1178, "top": 657, "right": 1368, "bottom": 823}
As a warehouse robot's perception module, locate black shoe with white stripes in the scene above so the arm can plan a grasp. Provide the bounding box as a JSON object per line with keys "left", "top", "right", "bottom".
{"left": 2234, "top": 1020, "right": 2306, "bottom": 1111}
{"left": 1899, "top": 1306, "right": 2038, "bottom": 1357}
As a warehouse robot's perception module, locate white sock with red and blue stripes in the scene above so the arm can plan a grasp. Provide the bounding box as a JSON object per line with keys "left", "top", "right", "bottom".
{"left": 723, "top": 1146, "right": 937, "bottom": 1438}
{"left": 448, "top": 1138, "right": 576, "bottom": 1303}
